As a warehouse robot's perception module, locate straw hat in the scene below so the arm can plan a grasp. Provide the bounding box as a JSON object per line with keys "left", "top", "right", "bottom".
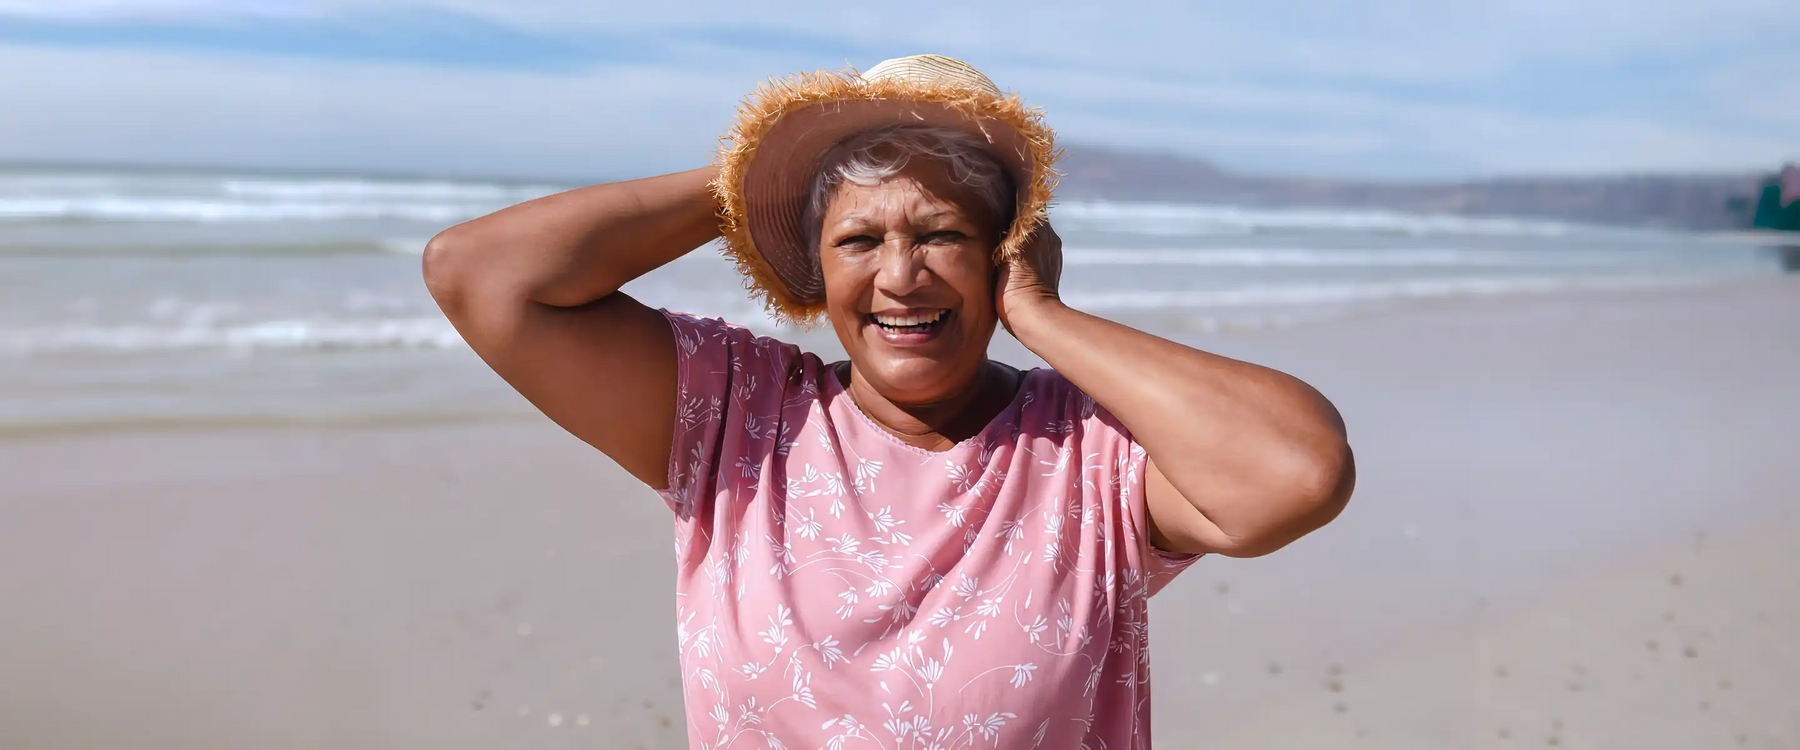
{"left": 711, "top": 54, "right": 1061, "bottom": 324}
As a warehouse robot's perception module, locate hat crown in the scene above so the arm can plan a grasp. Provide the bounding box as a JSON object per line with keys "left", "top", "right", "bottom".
{"left": 860, "top": 54, "right": 1002, "bottom": 97}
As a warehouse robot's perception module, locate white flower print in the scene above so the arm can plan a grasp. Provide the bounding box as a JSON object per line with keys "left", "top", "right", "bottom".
{"left": 760, "top": 604, "right": 792, "bottom": 650}
{"left": 791, "top": 669, "right": 816, "bottom": 708}
{"left": 856, "top": 548, "right": 888, "bottom": 573}
{"left": 734, "top": 374, "right": 759, "bottom": 404}
{"left": 825, "top": 471, "right": 851, "bottom": 498}
{"left": 1008, "top": 663, "right": 1038, "bottom": 688}
{"left": 815, "top": 635, "right": 845, "bottom": 669}
{"left": 915, "top": 656, "right": 944, "bottom": 684}
{"left": 793, "top": 508, "right": 822, "bottom": 540}
{"left": 676, "top": 395, "right": 706, "bottom": 429}
{"left": 952, "top": 574, "right": 980, "bottom": 598}
{"left": 743, "top": 411, "right": 769, "bottom": 440}
{"left": 868, "top": 506, "right": 900, "bottom": 533}
{"left": 870, "top": 649, "right": 901, "bottom": 673}
{"left": 774, "top": 421, "right": 799, "bottom": 457}
{"left": 855, "top": 458, "right": 882, "bottom": 490}
{"left": 927, "top": 607, "right": 958, "bottom": 628}
{"left": 657, "top": 313, "right": 1197, "bottom": 748}
{"left": 963, "top": 712, "right": 1017, "bottom": 741}
{"left": 735, "top": 455, "right": 761, "bottom": 480}
{"left": 997, "top": 519, "right": 1027, "bottom": 555}
{"left": 880, "top": 701, "right": 916, "bottom": 739}
{"left": 946, "top": 462, "right": 979, "bottom": 494}
{"left": 978, "top": 438, "right": 1002, "bottom": 464}
{"left": 739, "top": 696, "right": 765, "bottom": 725}
{"left": 767, "top": 537, "right": 795, "bottom": 578}
{"left": 869, "top": 599, "right": 918, "bottom": 629}
{"left": 1021, "top": 615, "right": 1048, "bottom": 644}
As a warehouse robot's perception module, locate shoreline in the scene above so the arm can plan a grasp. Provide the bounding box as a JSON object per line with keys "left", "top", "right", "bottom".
{"left": 3, "top": 277, "right": 1796, "bottom": 748}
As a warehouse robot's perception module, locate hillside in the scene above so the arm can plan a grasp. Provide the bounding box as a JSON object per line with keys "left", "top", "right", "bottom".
{"left": 1057, "top": 146, "right": 1770, "bottom": 230}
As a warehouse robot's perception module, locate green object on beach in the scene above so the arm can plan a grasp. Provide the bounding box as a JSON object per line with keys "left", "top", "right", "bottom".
{"left": 1749, "top": 165, "right": 1800, "bottom": 232}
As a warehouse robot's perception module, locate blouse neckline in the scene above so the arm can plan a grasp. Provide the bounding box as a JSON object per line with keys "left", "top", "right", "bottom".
{"left": 823, "top": 361, "right": 1041, "bottom": 458}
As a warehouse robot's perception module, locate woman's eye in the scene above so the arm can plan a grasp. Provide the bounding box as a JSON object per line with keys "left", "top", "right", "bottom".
{"left": 924, "top": 231, "right": 965, "bottom": 245}
{"left": 835, "top": 235, "right": 879, "bottom": 250}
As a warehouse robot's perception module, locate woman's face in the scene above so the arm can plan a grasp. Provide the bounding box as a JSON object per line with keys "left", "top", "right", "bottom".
{"left": 816, "top": 158, "right": 1002, "bottom": 405}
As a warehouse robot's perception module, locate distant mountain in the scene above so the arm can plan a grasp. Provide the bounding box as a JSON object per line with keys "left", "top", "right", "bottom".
{"left": 1056, "top": 145, "right": 1771, "bottom": 230}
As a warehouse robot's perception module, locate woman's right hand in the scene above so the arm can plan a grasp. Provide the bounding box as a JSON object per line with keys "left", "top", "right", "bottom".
{"left": 422, "top": 167, "right": 720, "bottom": 488}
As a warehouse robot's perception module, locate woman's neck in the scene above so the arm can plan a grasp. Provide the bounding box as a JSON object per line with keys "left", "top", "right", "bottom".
{"left": 837, "top": 361, "right": 1021, "bottom": 452}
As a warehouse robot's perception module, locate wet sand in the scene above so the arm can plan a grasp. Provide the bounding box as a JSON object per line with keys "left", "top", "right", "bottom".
{"left": 2, "top": 278, "right": 1797, "bottom": 749}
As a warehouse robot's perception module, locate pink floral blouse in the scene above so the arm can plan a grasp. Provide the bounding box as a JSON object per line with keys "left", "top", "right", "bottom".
{"left": 657, "top": 311, "right": 1200, "bottom": 749}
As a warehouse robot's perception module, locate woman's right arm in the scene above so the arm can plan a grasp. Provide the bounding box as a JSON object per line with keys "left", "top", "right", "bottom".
{"left": 422, "top": 166, "right": 719, "bottom": 488}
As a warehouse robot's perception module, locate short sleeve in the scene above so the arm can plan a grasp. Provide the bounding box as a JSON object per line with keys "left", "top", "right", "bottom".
{"left": 1093, "top": 403, "right": 1202, "bottom": 597}
{"left": 655, "top": 310, "right": 800, "bottom": 522}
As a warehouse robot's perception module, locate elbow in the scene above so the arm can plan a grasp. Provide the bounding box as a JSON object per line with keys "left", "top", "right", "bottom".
{"left": 1293, "top": 436, "right": 1355, "bottom": 518}
{"left": 1269, "top": 438, "right": 1356, "bottom": 552}
{"left": 1215, "top": 439, "right": 1356, "bottom": 559}
{"left": 422, "top": 226, "right": 475, "bottom": 314}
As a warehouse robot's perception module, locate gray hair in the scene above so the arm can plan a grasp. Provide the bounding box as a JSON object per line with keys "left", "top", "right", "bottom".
{"left": 804, "top": 125, "right": 1014, "bottom": 253}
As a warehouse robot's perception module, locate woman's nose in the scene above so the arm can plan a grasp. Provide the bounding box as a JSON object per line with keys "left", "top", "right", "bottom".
{"left": 873, "top": 241, "right": 930, "bottom": 297}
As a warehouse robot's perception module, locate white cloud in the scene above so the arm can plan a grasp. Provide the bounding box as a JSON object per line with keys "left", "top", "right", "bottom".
{"left": 1, "top": 0, "right": 1795, "bottom": 177}
{"left": 0, "top": 44, "right": 753, "bottom": 178}
{"left": 0, "top": 0, "right": 319, "bottom": 20}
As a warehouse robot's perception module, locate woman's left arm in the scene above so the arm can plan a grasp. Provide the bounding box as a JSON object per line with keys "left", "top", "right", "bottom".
{"left": 999, "top": 225, "right": 1354, "bottom": 558}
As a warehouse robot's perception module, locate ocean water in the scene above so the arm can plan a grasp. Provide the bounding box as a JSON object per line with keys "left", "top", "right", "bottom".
{"left": 0, "top": 166, "right": 1788, "bottom": 434}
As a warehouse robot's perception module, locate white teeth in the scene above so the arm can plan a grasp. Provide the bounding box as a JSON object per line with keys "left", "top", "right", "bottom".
{"left": 874, "top": 310, "right": 946, "bottom": 328}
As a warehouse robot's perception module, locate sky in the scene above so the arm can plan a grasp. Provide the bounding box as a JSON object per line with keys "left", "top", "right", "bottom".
{"left": 0, "top": 0, "right": 1795, "bottom": 181}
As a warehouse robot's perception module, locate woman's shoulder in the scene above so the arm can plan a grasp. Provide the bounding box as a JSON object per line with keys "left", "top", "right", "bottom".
{"left": 662, "top": 309, "right": 802, "bottom": 357}
{"left": 660, "top": 309, "right": 822, "bottom": 390}
{"left": 1017, "top": 367, "right": 1131, "bottom": 440}
{"left": 1017, "top": 367, "right": 1087, "bottom": 408}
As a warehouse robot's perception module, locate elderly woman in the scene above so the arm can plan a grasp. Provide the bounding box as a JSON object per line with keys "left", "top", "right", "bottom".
{"left": 424, "top": 56, "right": 1352, "bottom": 748}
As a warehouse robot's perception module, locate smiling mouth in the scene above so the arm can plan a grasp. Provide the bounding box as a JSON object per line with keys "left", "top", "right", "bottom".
{"left": 869, "top": 309, "right": 951, "bottom": 335}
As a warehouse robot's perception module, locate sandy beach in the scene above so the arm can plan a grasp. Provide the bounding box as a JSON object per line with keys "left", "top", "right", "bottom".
{"left": 3, "top": 278, "right": 1797, "bottom": 749}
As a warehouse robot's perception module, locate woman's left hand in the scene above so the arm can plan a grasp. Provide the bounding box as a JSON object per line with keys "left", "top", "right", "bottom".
{"left": 994, "top": 221, "right": 1065, "bottom": 335}
{"left": 997, "top": 218, "right": 1353, "bottom": 558}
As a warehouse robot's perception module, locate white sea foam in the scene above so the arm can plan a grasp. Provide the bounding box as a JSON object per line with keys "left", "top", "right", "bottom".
{"left": 0, "top": 197, "right": 492, "bottom": 223}
{"left": 1062, "top": 247, "right": 1637, "bottom": 268}
{"left": 218, "top": 178, "right": 559, "bottom": 202}
{"left": 1065, "top": 275, "right": 1689, "bottom": 311}
{"left": 1, "top": 169, "right": 1597, "bottom": 239}
{"left": 0, "top": 172, "right": 563, "bottom": 223}
{"left": 0, "top": 317, "right": 466, "bottom": 355}
{"left": 1053, "top": 201, "right": 1584, "bottom": 238}
{"left": 0, "top": 276, "right": 1699, "bottom": 356}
